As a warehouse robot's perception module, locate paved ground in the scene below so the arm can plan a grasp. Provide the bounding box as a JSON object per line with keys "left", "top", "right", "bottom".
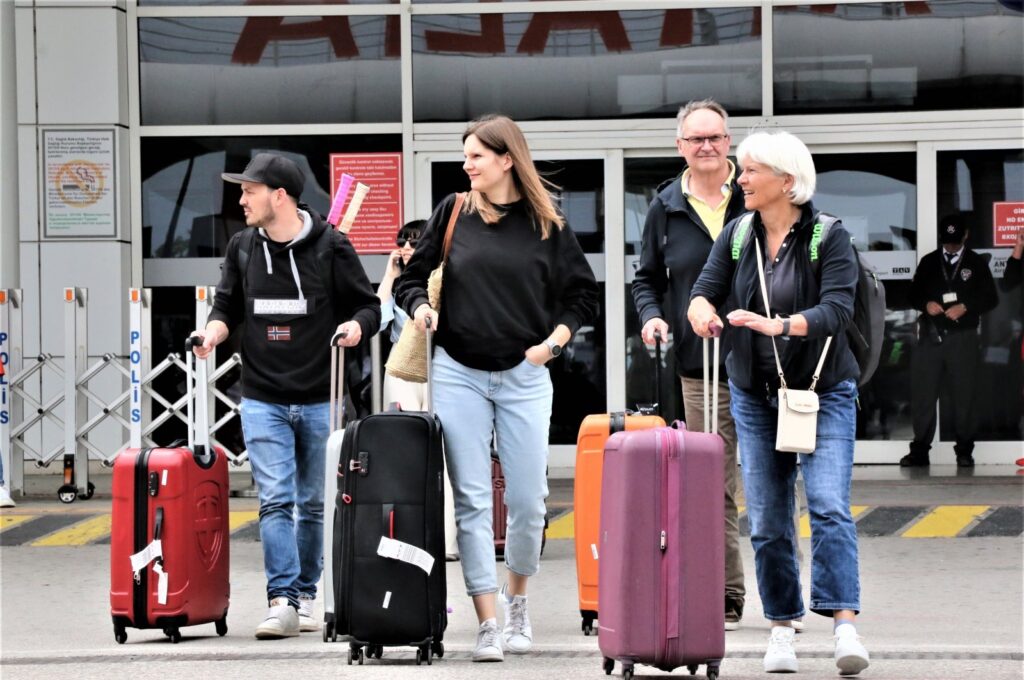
{"left": 1, "top": 465, "right": 1022, "bottom": 680}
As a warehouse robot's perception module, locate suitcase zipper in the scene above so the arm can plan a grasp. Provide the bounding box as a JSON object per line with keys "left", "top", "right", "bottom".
{"left": 339, "top": 419, "right": 360, "bottom": 633}
{"left": 133, "top": 448, "right": 154, "bottom": 628}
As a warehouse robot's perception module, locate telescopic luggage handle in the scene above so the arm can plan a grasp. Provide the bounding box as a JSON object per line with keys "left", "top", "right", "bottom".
{"left": 702, "top": 324, "right": 722, "bottom": 436}
{"left": 184, "top": 336, "right": 216, "bottom": 468}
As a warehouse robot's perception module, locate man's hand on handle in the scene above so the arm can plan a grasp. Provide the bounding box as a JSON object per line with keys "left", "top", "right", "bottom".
{"left": 334, "top": 321, "right": 362, "bottom": 347}
{"left": 641, "top": 317, "right": 670, "bottom": 346}
{"left": 190, "top": 321, "right": 228, "bottom": 359}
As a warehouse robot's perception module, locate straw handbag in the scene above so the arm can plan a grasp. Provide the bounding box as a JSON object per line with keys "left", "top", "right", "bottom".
{"left": 385, "top": 193, "right": 466, "bottom": 383}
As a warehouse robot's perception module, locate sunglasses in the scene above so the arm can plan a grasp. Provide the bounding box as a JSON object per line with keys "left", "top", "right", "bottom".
{"left": 397, "top": 237, "right": 419, "bottom": 248}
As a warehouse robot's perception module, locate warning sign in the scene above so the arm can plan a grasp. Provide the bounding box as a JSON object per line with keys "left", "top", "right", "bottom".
{"left": 43, "top": 130, "right": 116, "bottom": 238}
{"left": 329, "top": 153, "right": 403, "bottom": 254}
{"left": 993, "top": 202, "right": 1024, "bottom": 247}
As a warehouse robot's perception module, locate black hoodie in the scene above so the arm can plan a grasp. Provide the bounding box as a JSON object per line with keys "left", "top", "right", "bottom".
{"left": 208, "top": 206, "right": 380, "bottom": 404}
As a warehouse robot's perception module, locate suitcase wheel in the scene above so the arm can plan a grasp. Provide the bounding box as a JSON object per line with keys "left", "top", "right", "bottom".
{"left": 621, "top": 662, "right": 635, "bottom": 680}
{"left": 215, "top": 617, "right": 228, "bottom": 637}
{"left": 57, "top": 485, "right": 77, "bottom": 504}
{"left": 415, "top": 644, "right": 432, "bottom": 666}
{"left": 602, "top": 657, "right": 614, "bottom": 675}
{"left": 582, "top": 612, "right": 596, "bottom": 636}
{"left": 347, "top": 644, "right": 362, "bottom": 665}
{"left": 431, "top": 641, "right": 444, "bottom": 659}
{"left": 706, "top": 663, "right": 720, "bottom": 680}
{"left": 163, "top": 627, "right": 181, "bottom": 644}
{"left": 113, "top": 624, "right": 127, "bottom": 645}
{"left": 322, "top": 621, "right": 333, "bottom": 643}
{"left": 368, "top": 645, "right": 383, "bottom": 660}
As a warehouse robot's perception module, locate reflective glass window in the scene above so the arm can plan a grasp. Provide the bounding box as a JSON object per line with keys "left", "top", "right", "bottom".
{"left": 937, "top": 148, "right": 1024, "bottom": 442}
{"left": 141, "top": 135, "right": 401, "bottom": 258}
{"left": 139, "top": 16, "right": 401, "bottom": 125}
{"left": 412, "top": 8, "right": 761, "bottom": 122}
{"left": 774, "top": 1, "right": 1024, "bottom": 114}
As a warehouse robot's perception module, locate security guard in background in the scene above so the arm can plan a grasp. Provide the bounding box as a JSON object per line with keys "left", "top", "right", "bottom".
{"left": 902, "top": 214, "right": 998, "bottom": 468}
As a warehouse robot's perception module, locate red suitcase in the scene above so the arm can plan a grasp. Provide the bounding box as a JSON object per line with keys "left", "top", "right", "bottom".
{"left": 110, "top": 338, "right": 230, "bottom": 644}
{"left": 492, "top": 451, "right": 547, "bottom": 558}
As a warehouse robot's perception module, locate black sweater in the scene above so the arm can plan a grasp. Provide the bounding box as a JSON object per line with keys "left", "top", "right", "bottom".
{"left": 632, "top": 170, "right": 746, "bottom": 379}
{"left": 208, "top": 208, "right": 380, "bottom": 404}
{"left": 909, "top": 248, "right": 998, "bottom": 336}
{"left": 690, "top": 203, "right": 860, "bottom": 393}
{"left": 395, "top": 194, "right": 599, "bottom": 371}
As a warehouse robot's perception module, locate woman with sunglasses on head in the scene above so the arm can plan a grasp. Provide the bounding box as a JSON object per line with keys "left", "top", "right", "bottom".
{"left": 395, "top": 114, "right": 598, "bottom": 663}
{"left": 377, "top": 219, "right": 459, "bottom": 561}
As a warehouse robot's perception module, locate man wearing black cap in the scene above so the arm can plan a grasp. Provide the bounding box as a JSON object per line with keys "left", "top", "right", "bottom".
{"left": 902, "top": 214, "right": 998, "bottom": 467}
{"left": 191, "top": 153, "right": 380, "bottom": 638}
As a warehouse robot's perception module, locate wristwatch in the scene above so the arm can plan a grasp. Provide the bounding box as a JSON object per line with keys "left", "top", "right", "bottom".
{"left": 779, "top": 317, "right": 791, "bottom": 337}
{"left": 544, "top": 338, "right": 563, "bottom": 358}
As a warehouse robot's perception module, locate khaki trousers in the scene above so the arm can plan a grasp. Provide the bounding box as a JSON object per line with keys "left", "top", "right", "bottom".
{"left": 680, "top": 377, "right": 746, "bottom": 607}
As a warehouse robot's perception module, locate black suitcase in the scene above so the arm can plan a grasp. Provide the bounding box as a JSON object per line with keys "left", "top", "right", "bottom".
{"left": 324, "top": 330, "right": 447, "bottom": 666}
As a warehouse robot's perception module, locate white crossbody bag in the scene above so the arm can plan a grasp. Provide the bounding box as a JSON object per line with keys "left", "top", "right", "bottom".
{"left": 754, "top": 236, "right": 831, "bottom": 454}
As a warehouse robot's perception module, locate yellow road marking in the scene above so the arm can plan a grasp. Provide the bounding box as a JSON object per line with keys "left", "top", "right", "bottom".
{"left": 229, "top": 510, "right": 260, "bottom": 531}
{"left": 30, "top": 515, "right": 112, "bottom": 546}
{"left": 0, "top": 515, "right": 36, "bottom": 532}
{"left": 902, "top": 505, "right": 990, "bottom": 538}
{"left": 799, "top": 505, "right": 868, "bottom": 538}
{"left": 547, "top": 511, "right": 574, "bottom": 540}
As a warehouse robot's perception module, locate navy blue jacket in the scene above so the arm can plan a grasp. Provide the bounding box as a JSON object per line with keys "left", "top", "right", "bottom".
{"left": 690, "top": 202, "right": 860, "bottom": 393}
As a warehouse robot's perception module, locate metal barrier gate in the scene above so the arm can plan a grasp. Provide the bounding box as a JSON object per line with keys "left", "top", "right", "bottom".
{"left": 0, "top": 286, "right": 251, "bottom": 502}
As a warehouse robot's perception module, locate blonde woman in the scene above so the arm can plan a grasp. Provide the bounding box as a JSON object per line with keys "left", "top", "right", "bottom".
{"left": 395, "top": 115, "right": 598, "bottom": 662}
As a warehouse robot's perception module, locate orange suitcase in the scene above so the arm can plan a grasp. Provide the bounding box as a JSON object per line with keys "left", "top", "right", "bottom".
{"left": 575, "top": 410, "right": 664, "bottom": 635}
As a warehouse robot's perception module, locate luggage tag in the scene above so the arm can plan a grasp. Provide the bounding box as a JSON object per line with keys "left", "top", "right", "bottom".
{"left": 153, "top": 562, "right": 169, "bottom": 605}
{"left": 942, "top": 292, "right": 958, "bottom": 304}
{"left": 130, "top": 539, "right": 163, "bottom": 576}
{"left": 377, "top": 536, "right": 435, "bottom": 575}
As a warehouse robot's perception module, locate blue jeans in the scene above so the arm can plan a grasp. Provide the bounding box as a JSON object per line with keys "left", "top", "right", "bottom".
{"left": 432, "top": 347, "right": 552, "bottom": 596}
{"left": 729, "top": 379, "right": 860, "bottom": 619}
{"left": 240, "top": 398, "right": 330, "bottom": 607}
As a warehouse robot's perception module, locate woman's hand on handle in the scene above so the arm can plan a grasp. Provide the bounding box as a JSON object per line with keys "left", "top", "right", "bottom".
{"left": 413, "top": 304, "right": 435, "bottom": 332}
{"left": 687, "top": 297, "right": 723, "bottom": 339}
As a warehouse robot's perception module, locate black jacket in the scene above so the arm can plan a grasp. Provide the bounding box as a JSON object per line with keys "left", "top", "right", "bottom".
{"left": 209, "top": 207, "right": 381, "bottom": 404}
{"left": 910, "top": 248, "right": 998, "bottom": 338}
{"left": 395, "top": 193, "right": 599, "bottom": 371}
{"left": 632, "top": 170, "right": 747, "bottom": 378}
{"left": 690, "top": 202, "right": 860, "bottom": 393}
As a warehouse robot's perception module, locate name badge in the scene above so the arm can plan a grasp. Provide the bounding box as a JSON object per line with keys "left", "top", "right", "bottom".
{"left": 254, "top": 298, "right": 307, "bottom": 316}
{"left": 942, "top": 292, "right": 958, "bottom": 305}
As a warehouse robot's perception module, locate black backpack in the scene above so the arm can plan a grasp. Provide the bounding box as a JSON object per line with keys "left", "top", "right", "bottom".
{"left": 730, "top": 211, "right": 886, "bottom": 386}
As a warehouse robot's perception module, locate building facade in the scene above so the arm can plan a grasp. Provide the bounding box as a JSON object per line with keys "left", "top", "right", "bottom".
{"left": 1, "top": 0, "right": 1022, "bottom": 476}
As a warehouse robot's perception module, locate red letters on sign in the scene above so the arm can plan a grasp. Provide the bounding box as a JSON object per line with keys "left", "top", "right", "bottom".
{"left": 517, "top": 12, "right": 631, "bottom": 54}
{"left": 232, "top": 16, "right": 358, "bottom": 63}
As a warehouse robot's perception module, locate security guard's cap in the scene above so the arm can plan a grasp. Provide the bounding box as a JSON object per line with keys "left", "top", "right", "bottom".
{"left": 938, "top": 214, "right": 968, "bottom": 244}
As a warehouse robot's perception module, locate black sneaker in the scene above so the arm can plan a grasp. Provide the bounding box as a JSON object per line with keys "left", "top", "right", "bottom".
{"left": 725, "top": 597, "right": 743, "bottom": 631}
{"left": 956, "top": 454, "right": 975, "bottom": 468}
{"left": 899, "top": 452, "right": 929, "bottom": 467}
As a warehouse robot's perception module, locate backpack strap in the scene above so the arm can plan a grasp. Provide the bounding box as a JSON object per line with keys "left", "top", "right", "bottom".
{"left": 808, "top": 212, "right": 841, "bottom": 271}
{"left": 235, "top": 227, "right": 258, "bottom": 293}
{"left": 730, "top": 211, "right": 756, "bottom": 261}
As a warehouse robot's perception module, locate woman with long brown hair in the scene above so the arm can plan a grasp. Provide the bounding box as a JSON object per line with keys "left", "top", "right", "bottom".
{"left": 396, "top": 114, "right": 598, "bottom": 662}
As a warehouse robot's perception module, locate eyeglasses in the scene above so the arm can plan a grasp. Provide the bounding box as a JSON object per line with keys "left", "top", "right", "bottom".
{"left": 397, "top": 237, "right": 419, "bottom": 248}
{"left": 680, "top": 135, "right": 728, "bottom": 148}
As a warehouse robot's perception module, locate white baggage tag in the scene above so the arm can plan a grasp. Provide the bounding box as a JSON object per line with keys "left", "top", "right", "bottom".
{"left": 591, "top": 544, "right": 599, "bottom": 560}
{"left": 377, "top": 536, "right": 435, "bottom": 575}
{"left": 254, "top": 299, "right": 307, "bottom": 315}
{"left": 382, "top": 591, "right": 392, "bottom": 609}
{"left": 942, "top": 292, "right": 958, "bottom": 304}
{"left": 130, "top": 539, "right": 163, "bottom": 574}
{"left": 153, "top": 562, "right": 169, "bottom": 605}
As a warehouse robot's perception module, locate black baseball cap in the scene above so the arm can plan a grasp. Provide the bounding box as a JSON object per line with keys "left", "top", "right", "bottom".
{"left": 938, "top": 214, "right": 968, "bottom": 244}
{"left": 222, "top": 153, "right": 304, "bottom": 199}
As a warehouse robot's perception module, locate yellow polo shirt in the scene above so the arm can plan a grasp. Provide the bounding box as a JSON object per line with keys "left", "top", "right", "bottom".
{"left": 682, "top": 160, "right": 736, "bottom": 241}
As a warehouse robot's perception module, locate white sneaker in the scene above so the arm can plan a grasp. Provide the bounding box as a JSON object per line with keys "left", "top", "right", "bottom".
{"left": 499, "top": 584, "right": 533, "bottom": 654}
{"left": 254, "top": 597, "right": 300, "bottom": 639}
{"left": 0, "top": 486, "right": 15, "bottom": 508}
{"left": 763, "top": 626, "right": 799, "bottom": 673}
{"left": 297, "top": 595, "right": 319, "bottom": 632}
{"left": 834, "top": 625, "right": 870, "bottom": 676}
{"left": 472, "top": 619, "right": 504, "bottom": 662}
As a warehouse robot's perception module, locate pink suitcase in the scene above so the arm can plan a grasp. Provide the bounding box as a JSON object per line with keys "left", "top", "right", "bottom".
{"left": 597, "top": 423, "right": 725, "bottom": 680}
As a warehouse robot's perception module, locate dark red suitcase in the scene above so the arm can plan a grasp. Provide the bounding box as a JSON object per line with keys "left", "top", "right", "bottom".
{"left": 109, "top": 338, "right": 230, "bottom": 644}
{"left": 491, "top": 451, "right": 547, "bottom": 558}
{"left": 597, "top": 422, "right": 725, "bottom": 680}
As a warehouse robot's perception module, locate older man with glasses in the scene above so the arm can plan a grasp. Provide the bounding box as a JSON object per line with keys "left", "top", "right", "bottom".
{"left": 631, "top": 99, "right": 747, "bottom": 631}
